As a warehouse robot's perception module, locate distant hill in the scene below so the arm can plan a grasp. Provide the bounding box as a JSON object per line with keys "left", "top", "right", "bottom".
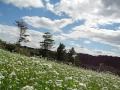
{"left": 78, "top": 53, "right": 120, "bottom": 75}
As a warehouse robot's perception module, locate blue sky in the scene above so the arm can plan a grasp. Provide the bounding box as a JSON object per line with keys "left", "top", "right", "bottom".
{"left": 0, "top": 0, "right": 120, "bottom": 56}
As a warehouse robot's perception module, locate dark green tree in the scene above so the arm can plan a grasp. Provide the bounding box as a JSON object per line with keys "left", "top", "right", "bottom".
{"left": 56, "top": 43, "right": 66, "bottom": 61}
{"left": 16, "top": 20, "right": 30, "bottom": 45}
{"left": 40, "top": 32, "right": 54, "bottom": 57}
{"left": 68, "top": 47, "right": 76, "bottom": 64}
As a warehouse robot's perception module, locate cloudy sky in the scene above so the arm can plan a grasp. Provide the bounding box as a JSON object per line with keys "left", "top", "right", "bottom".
{"left": 0, "top": 0, "right": 120, "bottom": 57}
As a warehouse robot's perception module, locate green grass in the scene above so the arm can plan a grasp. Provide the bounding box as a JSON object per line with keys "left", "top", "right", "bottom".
{"left": 0, "top": 49, "right": 120, "bottom": 90}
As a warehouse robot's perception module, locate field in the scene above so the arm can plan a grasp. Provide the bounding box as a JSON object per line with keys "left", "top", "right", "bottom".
{"left": 0, "top": 49, "right": 120, "bottom": 90}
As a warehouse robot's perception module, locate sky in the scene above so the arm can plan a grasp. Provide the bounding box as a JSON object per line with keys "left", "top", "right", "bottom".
{"left": 0, "top": 0, "right": 120, "bottom": 57}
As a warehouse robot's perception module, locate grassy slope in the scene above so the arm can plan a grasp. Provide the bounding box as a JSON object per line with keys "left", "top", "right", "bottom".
{"left": 0, "top": 49, "right": 120, "bottom": 90}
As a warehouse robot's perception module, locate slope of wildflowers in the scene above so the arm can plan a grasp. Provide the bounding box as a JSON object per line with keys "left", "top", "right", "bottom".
{"left": 0, "top": 49, "right": 120, "bottom": 90}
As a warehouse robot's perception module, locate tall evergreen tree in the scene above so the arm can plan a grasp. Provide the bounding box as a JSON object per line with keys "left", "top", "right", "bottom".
{"left": 68, "top": 47, "right": 76, "bottom": 64}
{"left": 57, "top": 43, "right": 66, "bottom": 61}
{"left": 16, "top": 20, "right": 30, "bottom": 45}
{"left": 40, "top": 32, "right": 54, "bottom": 57}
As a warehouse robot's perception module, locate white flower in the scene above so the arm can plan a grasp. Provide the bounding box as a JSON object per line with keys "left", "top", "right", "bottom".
{"left": 17, "top": 61, "right": 22, "bottom": 65}
{"left": 30, "top": 57, "right": 36, "bottom": 60}
{"left": 67, "top": 87, "right": 72, "bottom": 90}
{"left": 101, "top": 87, "right": 108, "bottom": 90}
{"left": 47, "top": 64, "right": 52, "bottom": 69}
{"left": 55, "top": 80, "right": 63, "bottom": 87}
{"left": 9, "top": 71, "right": 16, "bottom": 77}
{"left": 0, "top": 73, "right": 5, "bottom": 80}
{"left": 46, "top": 80, "right": 53, "bottom": 84}
{"left": 113, "top": 85, "right": 119, "bottom": 88}
{"left": 87, "top": 74, "right": 92, "bottom": 77}
{"left": 21, "top": 85, "right": 34, "bottom": 90}
{"left": 43, "top": 63, "right": 52, "bottom": 69}
{"left": 65, "top": 77, "right": 72, "bottom": 81}
{"left": 79, "top": 83, "right": 86, "bottom": 87}
{"left": 53, "top": 70, "right": 59, "bottom": 75}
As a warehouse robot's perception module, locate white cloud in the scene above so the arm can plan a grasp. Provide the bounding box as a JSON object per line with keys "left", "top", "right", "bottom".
{"left": 0, "top": 24, "right": 19, "bottom": 43}
{"left": 61, "top": 25, "right": 120, "bottom": 48}
{"left": 65, "top": 45, "right": 120, "bottom": 57}
{"left": 100, "top": 0, "right": 120, "bottom": 18}
{"left": 23, "top": 16, "right": 73, "bottom": 32}
{"left": 84, "top": 40, "right": 91, "bottom": 44}
{"left": 1, "top": 0, "right": 44, "bottom": 8}
{"left": 53, "top": 35, "right": 66, "bottom": 41}
{"left": 20, "top": 0, "right": 120, "bottom": 53}
{"left": 46, "top": 0, "right": 120, "bottom": 27}
{"left": 48, "top": 0, "right": 102, "bottom": 19}
{"left": 42, "top": 0, "right": 120, "bottom": 50}
{"left": 46, "top": 2, "right": 55, "bottom": 12}
{"left": 75, "top": 46, "right": 120, "bottom": 57}
{"left": 21, "top": 30, "right": 43, "bottom": 48}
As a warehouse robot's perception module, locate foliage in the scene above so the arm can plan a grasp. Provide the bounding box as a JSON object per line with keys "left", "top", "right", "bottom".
{"left": 40, "top": 32, "right": 54, "bottom": 50}
{"left": 40, "top": 32, "right": 54, "bottom": 57}
{"left": 68, "top": 47, "right": 76, "bottom": 64}
{"left": 56, "top": 43, "right": 67, "bottom": 61}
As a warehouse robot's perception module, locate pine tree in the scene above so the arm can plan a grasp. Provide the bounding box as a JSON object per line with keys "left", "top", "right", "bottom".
{"left": 68, "top": 47, "right": 76, "bottom": 64}
{"left": 40, "top": 32, "right": 54, "bottom": 57}
{"left": 57, "top": 43, "right": 66, "bottom": 61}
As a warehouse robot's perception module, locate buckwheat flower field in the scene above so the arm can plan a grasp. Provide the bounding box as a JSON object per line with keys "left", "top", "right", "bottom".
{"left": 0, "top": 49, "right": 120, "bottom": 90}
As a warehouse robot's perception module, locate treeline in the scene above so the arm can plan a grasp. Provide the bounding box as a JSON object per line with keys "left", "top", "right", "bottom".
{"left": 0, "top": 39, "right": 79, "bottom": 65}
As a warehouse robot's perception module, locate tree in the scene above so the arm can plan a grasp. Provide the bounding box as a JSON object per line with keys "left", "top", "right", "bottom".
{"left": 40, "top": 32, "right": 54, "bottom": 57}
{"left": 68, "top": 47, "right": 76, "bottom": 64}
{"left": 16, "top": 20, "right": 30, "bottom": 45}
{"left": 56, "top": 43, "right": 66, "bottom": 61}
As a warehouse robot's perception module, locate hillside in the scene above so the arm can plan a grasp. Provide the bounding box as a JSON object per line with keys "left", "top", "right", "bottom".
{"left": 0, "top": 49, "right": 120, "bottom": 90}
{"left": 78, "top": 53, "right": 120, "bottom": 75}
